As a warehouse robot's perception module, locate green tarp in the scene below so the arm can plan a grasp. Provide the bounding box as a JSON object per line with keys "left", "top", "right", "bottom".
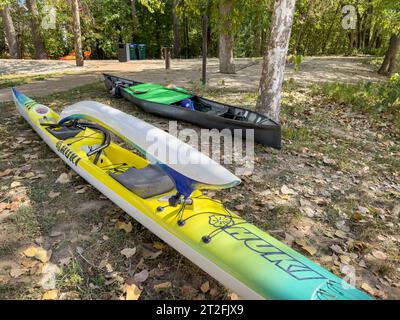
{"left": 124, "top": 83, "right": 192, "bottom": 105}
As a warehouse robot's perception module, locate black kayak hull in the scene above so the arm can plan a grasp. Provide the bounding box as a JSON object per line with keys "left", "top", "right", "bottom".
{"left": 104, "top": 74, "right": 281, "bottom": 149}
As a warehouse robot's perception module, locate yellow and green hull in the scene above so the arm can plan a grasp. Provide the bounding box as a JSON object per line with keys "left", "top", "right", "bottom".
{"left": 12, "top": 88, "right": 372, "bottom": 300}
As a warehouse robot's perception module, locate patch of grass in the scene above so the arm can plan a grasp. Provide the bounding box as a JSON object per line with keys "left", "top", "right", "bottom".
{"left": 0, "top": 241, "right": 18, "bottom": 257}
{"left": 58, "top": 258, "right": 85, "bottom": 290}
{"left": 8, "top": 204, "right": 41, "bottom": 238}
{"left": 0, "top": 72, "right": 65, "bottom": 90}
{"left": 376, "top": 262, "right": 396, "bottom": 277}
{"left": 283, "top": 126, "right": 311, "bottom": 142}
{"left": 311, "top": 76, "right": 400, "bottom": 129}
{"left": 0, "top": 283, "right": 27, "bottom": 299}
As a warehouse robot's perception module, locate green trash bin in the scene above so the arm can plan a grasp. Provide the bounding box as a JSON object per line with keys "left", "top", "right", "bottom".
{"left": 129, "top": 44, "right": 138, "bottom": 60}
{"left": 137, "top": 44, "right": 146, "bottom": 60}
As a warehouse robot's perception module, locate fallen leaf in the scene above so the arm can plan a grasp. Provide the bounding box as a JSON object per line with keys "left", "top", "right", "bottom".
{"left": 228, "top": 292, "right": 241, "bottom": 300}
{"left": 330, "top": 244, "right": 345, "bottom": 255}
{"left": 121, "top": 247, "right": 137, "bottom": 258}
{"left": 10, "top": 267, "right": 27, "bottom": 278}
{"left": 20, "top": 259, "right": 39, "bottom": 269}
{"left": 352, "top": 212, "right": 363, "bottom": 221}
{"left": 153, "top": 241, "right": 165, "bottom": 250}
{"left": 0, "top": 169, "right": 12, "bottom": 177}
{"left": 361, "top": 283, "right": 375, "bottom": 296}
{"left": 75, "top": 187, "right": 87, "bottom": 194}
{"left": 58, "top": 257, "right": 72, "bottom": 266}
{"left": 24, "top": 172, "right": 35, "bottom": 179}
{"left": 48, "top": 191, "right": 60, "bottom": 199}
{"left": 23, "top": 246, "right": 50, "bottom": 263}
{"left": 10, "top": 181, "right": 21, "bottom": 188}
{"left": 301, "top": 206, "right": 315, "bottom": 218}
{"left": 98, "top": 259, "right": 108, "bottom": 269}
{"left": 154, "top": 281, "right": 172, "bottom": 293}
{"left": 55, "top": 173, "right": 71, "bottom": 184}
{"left": 133, "top": 269, "right": 149, "bottom": 283}
{"left": 181, "top": 285, "right": 198, "bottom": 299}
{"left": 39, "top": 263, "right": 61, "bottom": 290}
{"left": 105, "top": 263, "right": 113, "bottom": 273}
{"left": 124, "top": 283, "right": 142, "bottom": 300}
{"left": 281, "top": 185, "right": 297, "bottom": 195}
{"left": 296, "top": 240, "right": 317, "bottom": 256}
{"left": 209, "top": 288, "right": 219, "bottom": 298}
{"left": 371, "top": 250, "right": 387, "bottom": 260}
{"left": 0, "top": 202, "right": 9, "bottom": 212}
{"left": 339, "top": 255, "right": 352, "bottom": 265}
{"left": 335, "top": 230, "right": 348, "bottom": 239}
{"left": 235, "top": 204, "right": 244, "bottom": 211}
{"left": 50, "top": 231, "right": 63, "bottom": 237}
{"left": 116, "top": 221, "right": 132, "bottom": 233}
{"left": 280, "top": 194, "right": 289, "bottom": 201}
{"left": 42, "top": 290, "right": 58, "bottom": 300}
{"left": 200, "top": 281, "right": 210, "bottom": 293}
{"left": 302, "top": 245, "right": 317, "bottom": 256}
{"left": 323, "top": 157, "right": 336, "bottom": 165}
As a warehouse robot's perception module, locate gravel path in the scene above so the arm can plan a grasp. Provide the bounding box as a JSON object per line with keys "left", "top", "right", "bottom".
{"left": 0, "top": 56, "right": 386, "bottom": 102}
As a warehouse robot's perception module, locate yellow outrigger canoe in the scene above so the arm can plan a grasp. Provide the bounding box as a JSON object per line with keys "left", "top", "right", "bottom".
{"left": 12, "top": 88, "right": 371, "bottom": 300}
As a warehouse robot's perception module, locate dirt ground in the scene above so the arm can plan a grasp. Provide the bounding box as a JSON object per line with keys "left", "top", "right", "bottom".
{"left": 0, "top": 57, "right": 398, "bottom": 300}
{"left": 0, "top": 56, "right": 386, "bottom": 102}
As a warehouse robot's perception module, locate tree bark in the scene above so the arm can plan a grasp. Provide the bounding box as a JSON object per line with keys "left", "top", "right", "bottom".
{"left": 130, "top": 0, "right": 139, "bottom": 41}
{"left": 1, "top": 5, "right": 20, "bottom": 58}
{"left": 218, "top": 0, "right": 235, "bottom": 74}
{"left": 172, "top": 0, "right": 180, "bottom": 58}
{"left": 202, "top": 11, "right": 208, "bottom": 85}
{"left": 26, "top": 0, "right": 47, "bottom": 59}
{"left": 252, "top": 28, "right": 261, "bottom": 58}
{"left": 71, "top": 0, "right": 84, "bottom": 67}
{"left": 378, "top": 34, "right": 400, "bottom": 76}
{"left": 255, "top": 0, "right": 296, "bottom": 123}
{"left": 184, "top": 15, "right": 189, "bottom": 58}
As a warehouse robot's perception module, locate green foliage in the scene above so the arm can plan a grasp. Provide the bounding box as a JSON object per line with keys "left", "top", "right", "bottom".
{"left": 288, "top": 54, "right": 303, "bottom": 71}
{"left": 0, "top": 0, "right": 399, "bottom": 59}
{"left": 313, "top": 79, "right": 400, "bottom": 128}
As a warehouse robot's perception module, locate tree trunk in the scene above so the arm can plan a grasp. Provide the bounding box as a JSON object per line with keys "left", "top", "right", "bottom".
{"left": 184, "top": 15, "right": 189, "bottom": 58}
{"left": 218, "top": 0, "right": 235, "bottom": 74}
{"left": 26, "top": 0, "right": 47, "bottom": 59}
{"left": 131, "top": 0, "right": 139, "bottom": 41}
{"left": 71, "top": 0, "right": 84, "bottom": 67}
{"left": 252, "top": 28, "right": 261, "bottom": 57}
{"left": 378, "top": 35, "right": 400, "bottom": 76}
{"left": 261, "top": 28, "right": 267, "bottom": 56}
{"left": 202, "top": 11, "right": 208, "bottom": 85}
{"left": 1, "top": 5, "right": 20, "bottom": 58}
{"left": 172, "top": 0, "right": 180, "bottom": 59}
{"left": 255, "top": 0, "right": 296, "bottom": 123}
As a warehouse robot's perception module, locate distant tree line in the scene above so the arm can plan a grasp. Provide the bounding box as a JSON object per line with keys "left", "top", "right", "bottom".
{"left": 0, "top": 0, "right": 399, "bottom": 75}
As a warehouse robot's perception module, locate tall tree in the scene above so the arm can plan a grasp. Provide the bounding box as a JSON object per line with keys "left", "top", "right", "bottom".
{"left": 255, "top": 0, "right": 296, "bottom": 122}
{"left": 26, "top": 0, "right": 47, "bottom": 59}
{"left": 71, "top": 0, "right": 84, "bottom": 66}
{"left": 294, "top": 0, "right": 314, "bottom": 55}
{"left": 378, "top": 34, "right": 400, "bottom": 76}
{"left": 130, "top": 0, "right": 139, "bottom": 41}
{"left": 172, "top": 0, "right": 180, "bottom": 58}
{"left": 218, "top": 0, "right": 235, "bottom": 74}
{"left": 202, "top": 7, "right": 208, "bottom": 85}
{"left": 0, "top": 4, "right": 20, "bottom": 58}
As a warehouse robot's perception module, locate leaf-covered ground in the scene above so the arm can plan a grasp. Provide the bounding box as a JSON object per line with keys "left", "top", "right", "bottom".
{"left": 0, "top": 81, "right": 399, "bottom": 300}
